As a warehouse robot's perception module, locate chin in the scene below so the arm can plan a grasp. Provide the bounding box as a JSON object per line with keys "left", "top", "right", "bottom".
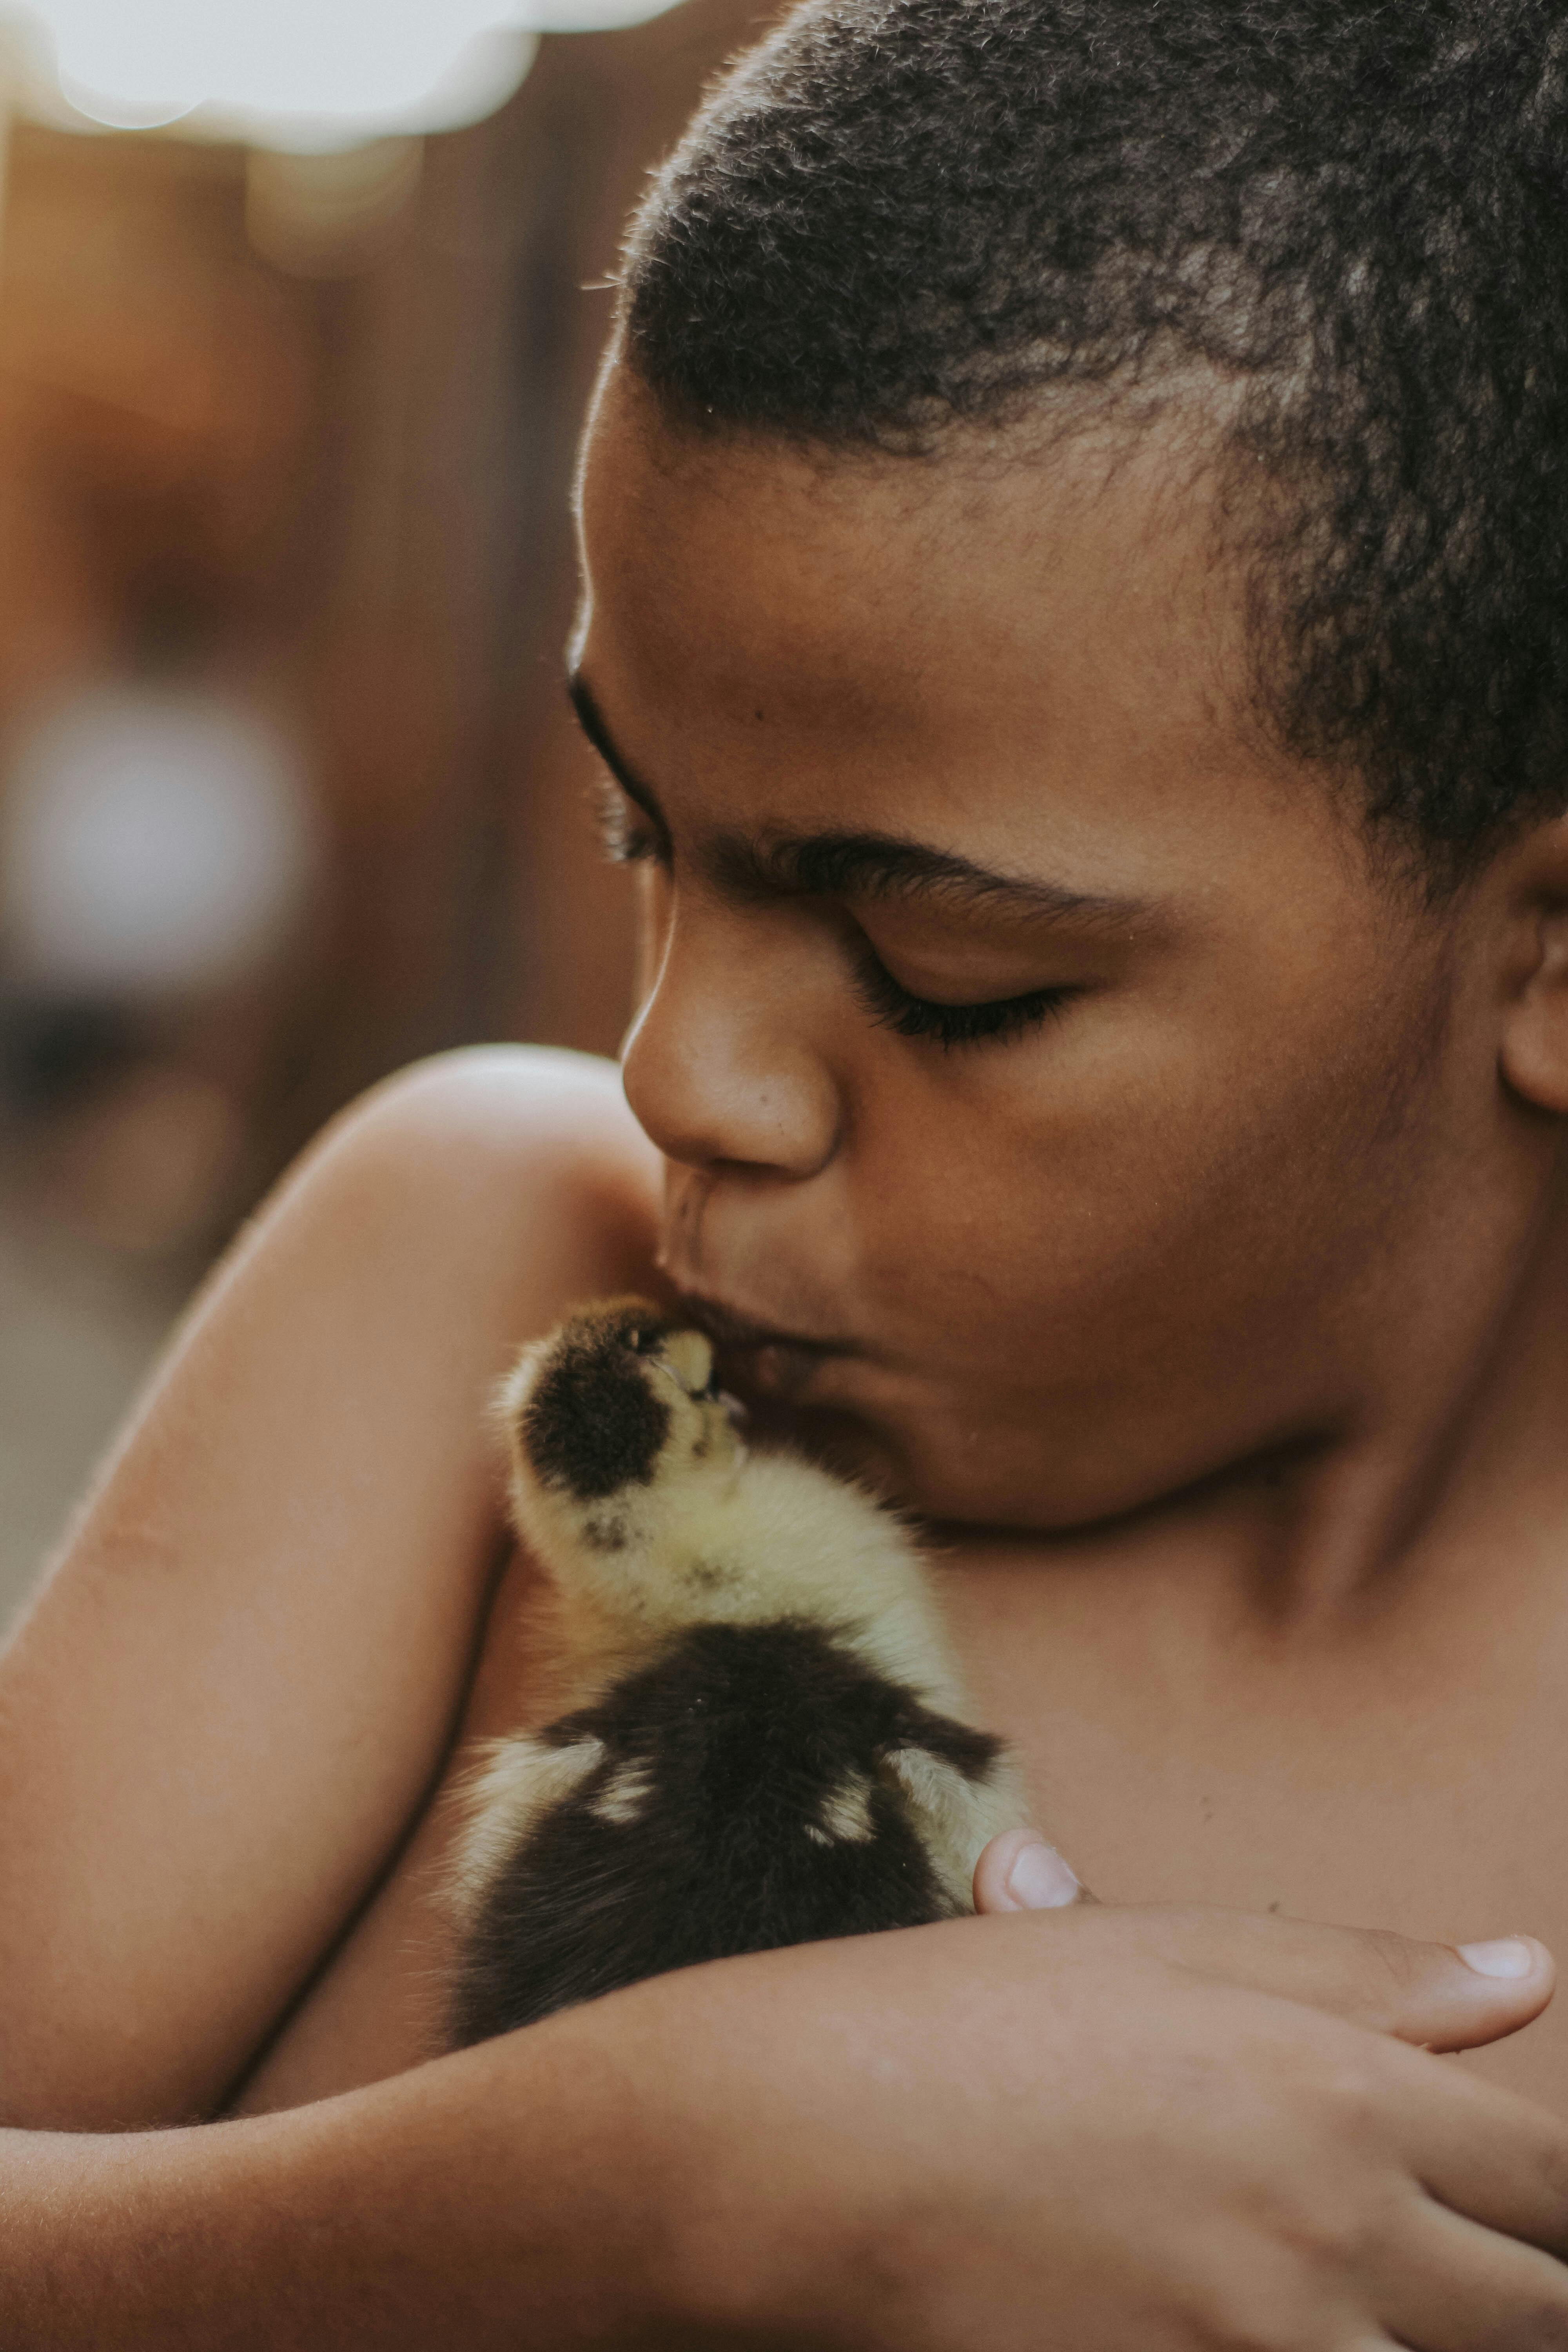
{"left": 734, "top": 1384, "right": 1005, "bottom": 1524}
{"left": 723, "top": 1347, "right": 1159, "bottom": 1530}
{"left": 751, "top": 1398, "right": 913, "bottom": 1502}
{"left": 769, "top": 1393, "right": 1137, "bottom": 1532}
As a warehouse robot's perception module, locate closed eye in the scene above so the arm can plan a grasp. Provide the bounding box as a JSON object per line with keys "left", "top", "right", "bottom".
{"left": 592, "top": 772, "right": 1075, "bottom": 1047}
{"left": 850, "top": 940, "right": 1077, "bottom": 1048}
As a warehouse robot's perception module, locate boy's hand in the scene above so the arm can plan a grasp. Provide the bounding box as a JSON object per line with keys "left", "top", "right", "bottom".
{"left": 972, "top": 1823, "right": 1552, "bottom": 2051}
{"left": 650, "top": 1895, "right": 1568, "bottom": 2350}
{"left": 9, "top": 1887, "right": 1562, "bottom": 2351}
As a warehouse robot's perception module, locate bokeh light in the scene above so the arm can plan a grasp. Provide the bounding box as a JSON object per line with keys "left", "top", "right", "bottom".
{"left": 0, "top": 0, "right": 726, "bottom": 1631}
{"left": 0, "top": 686, "right": 318, "bottom": 996}
{"left": 1, "top": 0, "right": 688, "bottom": 149}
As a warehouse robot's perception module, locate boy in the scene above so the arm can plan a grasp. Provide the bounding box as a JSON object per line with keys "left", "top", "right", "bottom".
{"left": 5, "top": 0, "right": 1568, "bottom": 2342}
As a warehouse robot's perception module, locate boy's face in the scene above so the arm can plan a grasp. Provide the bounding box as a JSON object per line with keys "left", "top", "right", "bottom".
{"left": 571, "top": 365, "right": 1480, "bottom": 1529}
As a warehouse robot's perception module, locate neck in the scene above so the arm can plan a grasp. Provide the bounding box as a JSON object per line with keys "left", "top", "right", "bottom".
{"left": 960, "top": 1141, "right": 1568, "bottom": 1641}
{"left": 1357, "top": 1146, "right": 1568, "bottom": 1593}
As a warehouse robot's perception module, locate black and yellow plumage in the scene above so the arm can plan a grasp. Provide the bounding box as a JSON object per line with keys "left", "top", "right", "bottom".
{"left": 446, "top": 1299, "right": 1026, "bottom": 2048}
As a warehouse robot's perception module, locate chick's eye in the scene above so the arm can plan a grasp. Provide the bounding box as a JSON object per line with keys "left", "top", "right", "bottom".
{"left": 850, "top": 940, "right": 1076, "bottom": 1049}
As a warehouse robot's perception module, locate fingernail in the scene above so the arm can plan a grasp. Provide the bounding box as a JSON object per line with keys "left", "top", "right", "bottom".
{"left": 1006, "top": 1839, "right": 1081, "bottom": 1911}
{"left": 1457, "top": 1937, "right": 1536, "bottom": 1978}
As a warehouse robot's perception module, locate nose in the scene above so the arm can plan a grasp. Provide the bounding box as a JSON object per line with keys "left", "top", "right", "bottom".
{"left": 621, "top": 901, "right": 841, "bottom": 1179}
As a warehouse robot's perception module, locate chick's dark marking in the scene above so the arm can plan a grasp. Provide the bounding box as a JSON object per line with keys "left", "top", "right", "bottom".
{"left": 521, "top": 1318, "right": 674, "bottom": 1501}
{"left": 448, "top": 1618, "right": 1004, "bottom": 2047}
{"left": 448, "top": 1296, "right": 1026, "bottom": 2050}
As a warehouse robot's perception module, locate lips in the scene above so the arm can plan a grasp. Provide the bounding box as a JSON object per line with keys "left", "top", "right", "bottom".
{"left": 674, "top": 1292, "right": 839, "bottom": 1356}
{"left": 672, "top": 1290, "right": 849, "bottom": 1404}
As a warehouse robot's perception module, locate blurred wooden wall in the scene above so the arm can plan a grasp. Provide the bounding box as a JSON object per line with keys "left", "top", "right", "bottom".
{"left": 484, "top": 0, "right": 778, "bottom": 1063}
{"left": 291, "top": 0, "right": 780, "bottom": 1121}
{"left": 0, "top": 0, "right": 771, "bottom": 1221}
{"left": 262, "top": 0, "right": 777, "bottom": 1149}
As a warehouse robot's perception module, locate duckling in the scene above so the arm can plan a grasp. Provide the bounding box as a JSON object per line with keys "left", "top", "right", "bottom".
{"left": 445, "top": 1298, "right": 1029, "bottom": 2048}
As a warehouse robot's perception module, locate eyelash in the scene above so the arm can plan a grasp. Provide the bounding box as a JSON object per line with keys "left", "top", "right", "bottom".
{"left": 594, "top": 788, "right": 665, "bottom": 866}
{"left": 849, "top": 945, "right": 1074, "bottom": 1048}
{"left": 593, "top": 785, "right": 1072, "bottom": 1051}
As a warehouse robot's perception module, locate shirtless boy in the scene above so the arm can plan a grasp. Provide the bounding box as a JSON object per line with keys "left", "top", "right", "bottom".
{"left": 4, "top": 0, "right": 1568, "bottom": 2344}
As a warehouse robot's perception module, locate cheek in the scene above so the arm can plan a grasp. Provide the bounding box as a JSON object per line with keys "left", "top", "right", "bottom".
{"left": 826, "top": 1038, "right": 1403, "bottom": 1523}
{"left": 849, "top": 964, "right": 1439, "bottom": 1374}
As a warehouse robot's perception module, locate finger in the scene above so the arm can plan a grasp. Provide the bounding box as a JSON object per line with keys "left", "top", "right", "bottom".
{"left": 1376, "top": 2197, "right": 1568, "bottom": 2350}
{"left": 973, "top": 1829, "right": 1089, "bottom": 1912}
{"left": 1028, "top": 1904, "right": 1555, "bottom": 2053}
{"left": 1374, "top": 2038, "right": 1568, "bottom": 2262}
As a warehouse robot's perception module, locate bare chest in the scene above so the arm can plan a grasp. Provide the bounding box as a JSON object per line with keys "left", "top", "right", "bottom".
{"left": 942, "top": 1546, "right": 1568, "bottom": 2110}
{"left": 231, "top": 1539, "right": 1568, "bottom": 2120}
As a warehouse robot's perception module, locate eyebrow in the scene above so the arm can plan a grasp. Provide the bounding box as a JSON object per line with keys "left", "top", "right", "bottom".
{"left": 566, "top": 671, "right": 1151, "bottom": 927}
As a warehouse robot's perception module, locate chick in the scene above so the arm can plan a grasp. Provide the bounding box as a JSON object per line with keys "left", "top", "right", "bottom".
{"left": 446, "top": 1298, "right": 1028, "bottom": 2047}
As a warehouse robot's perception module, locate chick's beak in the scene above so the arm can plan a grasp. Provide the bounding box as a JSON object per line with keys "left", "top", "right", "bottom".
{"left": 661, "top": 1328, "right": 716, "bottom": 1397}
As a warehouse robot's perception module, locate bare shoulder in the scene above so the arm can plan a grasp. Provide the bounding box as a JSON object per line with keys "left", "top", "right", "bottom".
{"left": 281, "top": 1044, "right": 661, "bottom": 1274}
{"left": 331, "top": 1042, "right": 652, "bottom": 1171}
{"left": 199, "top": 1044, "right": 667, "bottom": 1388}
{"left": 0, "top": 1046, "right": 662, "bottom": 2131}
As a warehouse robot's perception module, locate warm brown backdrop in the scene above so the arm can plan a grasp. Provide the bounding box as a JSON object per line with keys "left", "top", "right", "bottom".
{"left": 0, "top": 0, "right": 773, "bottom": 1617}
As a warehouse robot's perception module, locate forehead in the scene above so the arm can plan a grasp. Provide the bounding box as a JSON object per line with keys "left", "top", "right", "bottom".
{"left": 574, "top": 365, "right": 1308, "bottom": 891}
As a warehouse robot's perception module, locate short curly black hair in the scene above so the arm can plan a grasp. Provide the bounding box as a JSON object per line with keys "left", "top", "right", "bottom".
{"left": 621, "top": 0, "right": 1568, "bottom": 883}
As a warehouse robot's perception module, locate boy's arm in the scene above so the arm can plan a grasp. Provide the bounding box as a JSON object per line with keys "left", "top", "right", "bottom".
{"left": 6, "top": 1911, "right": 1568, "bottom": 2352}
{"left": 0, "top": 1046, "right": 662, "bottom": 2130}
{"left": 4, "top": 1048, "right": 1567, "bottom": 2346}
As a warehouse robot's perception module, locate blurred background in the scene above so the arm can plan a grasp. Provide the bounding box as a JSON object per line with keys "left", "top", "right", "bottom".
{"left": 0, "top": 0, "right": 768, "bottom": 1625}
